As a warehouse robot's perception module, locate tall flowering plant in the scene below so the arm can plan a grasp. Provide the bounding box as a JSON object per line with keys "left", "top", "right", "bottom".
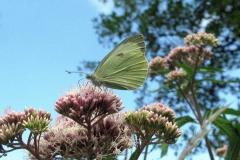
{"left": 149, "top": 32, "right": 240, "bottom": 160}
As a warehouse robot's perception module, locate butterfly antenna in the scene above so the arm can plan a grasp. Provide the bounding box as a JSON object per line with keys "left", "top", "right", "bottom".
{"left": 65, "top": 70, "right": 87, "bottom": 75}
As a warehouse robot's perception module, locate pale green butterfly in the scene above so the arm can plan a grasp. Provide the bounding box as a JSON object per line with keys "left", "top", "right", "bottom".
{"left": 86, "top": 34, "right": 148, "bottom": 90}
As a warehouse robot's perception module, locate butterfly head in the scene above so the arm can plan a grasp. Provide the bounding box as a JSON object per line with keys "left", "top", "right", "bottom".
{"left": 86, "top": 74, "right": 102, "bottom": 87}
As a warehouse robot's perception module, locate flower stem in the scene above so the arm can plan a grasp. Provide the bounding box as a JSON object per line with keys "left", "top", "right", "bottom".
{"left": 133, "top": 136, "right": 152, "bottom": 160}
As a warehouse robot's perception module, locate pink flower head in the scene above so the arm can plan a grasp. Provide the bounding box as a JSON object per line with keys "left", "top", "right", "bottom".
{"left": 141, "top": 102, "right": 176, "bottom": 121}
{"left": 0, "top": 111, "right": 26, "bottom": 144}
{"left": 184, "top": 32, "right": 218, "bottom": 47}
{"left": 32, "top": 113, "right": 132, "bottom": 159}
{"left": 54, "top": 83, "right": 124, "bottom": 125}
{"left": 165, "top": 46, "right": 214, "bottom": 68}
{"left": 166, "top": 70, "right": 187, "bottom": 82}
{"left": 22, "top": 107, "right": 51, "bottom": 134}
{"left": 148, "top": 56, "right": 165, "bottom": 79}
{"left": 125, "top": 102, "right": 181, "bottom": 144}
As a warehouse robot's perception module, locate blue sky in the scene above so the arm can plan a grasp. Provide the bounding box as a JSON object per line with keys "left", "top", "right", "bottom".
{"left": 0, "top": 1, "right": 232, "bottom": 160}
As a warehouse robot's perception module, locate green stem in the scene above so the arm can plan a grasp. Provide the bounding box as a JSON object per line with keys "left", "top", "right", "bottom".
{"left": 181, "top": 47, "right": 214, "bottom": 160}
{"left": 143, "top": 144, "right": 149, "bottom": 160}
{"left": 189, "top": 88, "right": 214, "bottom": 160}
{"left": 17, "top": 132, "right": 44, "bottom": 160}
{"left": 177, "top": 81, "right": 214, "bottom": 160}
{"left": 187, "top": 47, "right": 214, "bottom": 160}
{"left": 87, "top": 118, "right": 93, "bottom": 160}
{"left": 176, "top": 81, "right": 198, "bottom": 120}
{"left": 133, "top": 136, "right": 152, "bottom": 160}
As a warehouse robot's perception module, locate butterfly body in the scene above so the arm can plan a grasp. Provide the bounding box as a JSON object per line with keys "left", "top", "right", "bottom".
{"left": 86, "top": 34, "right": 148, "bottom": 90}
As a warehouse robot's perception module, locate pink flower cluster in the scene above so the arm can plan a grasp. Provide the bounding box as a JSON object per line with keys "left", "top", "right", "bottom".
{"left": 125, "top": 102, "right": 181, "bottom": 144}
{"left": 165, "top": 46, "right": 214, "bottom": 68}
{"left": 148, "top": 32, "right": 217, "bottom": 82}
{"left": 0, "top": 108, "right": 51, "bottom": 145}
{"left": 184, "top": 32, "right": 218, "bottom": 47}
{"left": 166, "top": 70, "right": 187, "bottom": 82}
{"left": 148, "top": 56, "right": 165, "bottom": 79}
{"left": 30, "top": 84, "right": 132, "bottom": 159}
{"left": 0, "top": 111, "right": 25, "bottom": 144}
{"left": 54, "top": 84, "right": 124, "bottom": 124}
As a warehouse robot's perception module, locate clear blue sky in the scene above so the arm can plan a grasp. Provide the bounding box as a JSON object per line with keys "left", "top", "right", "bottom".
{"left": 0, "top": 1, "right": 229, "bottom": 160}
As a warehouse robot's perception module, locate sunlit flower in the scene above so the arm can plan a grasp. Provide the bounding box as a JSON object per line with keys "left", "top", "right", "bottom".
{"left": 0, "top": 111, "right": 26, "bottom": 144}
{"left": 54, "top": 83, "right": 124, "bottom": 124}
{"left": 166, "top": 70, "right": 187, "bottom": 82}
{"left": 0, "top": 107, "right": 51, "bottom": 150}
{"left": 33, "top": 116, "right": 85, "bottom": 158}
{"left": 148, "top": 56, "right": 165, "bottom": 79}
{"left": 184, "top": 32, "right": 218, "bottom": 47}
{"left": 31, "top": 113, "right": 132, "bottom": 159}
{"left": 165, "top": 46, "right": 214, "bottom": 68}
{"left": 125, "top": 102, "right": 181, "bottom": 144}
{"left": 91, "top": 113, "right": 133, "bottom": 154}
{"left": 22, "top": 108, "right": 51, "bottom": 134}
{"left": 141, "top": 102, "right": 176, "bottom": 121}
{"left": 216, "top": 145, "right": 228, "bottom": 158}
{"left": 160, "top": 121, "right": 182, "bottom": 144}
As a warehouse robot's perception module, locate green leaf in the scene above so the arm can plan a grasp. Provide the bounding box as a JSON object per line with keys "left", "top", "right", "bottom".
{"left": 160, "top": 143, "right": 169, "bottom": 158}
{"left": 222, "top": 108, "right": 240, "bottom": 117}
{"left": 212, "top": 116, "right": 235, "bottom": 136}
{"left": 176, "top": 63, "right": 194, "bottom": 77}
{"left": 175, "top": 116, "right": 197, "bottom": 128}
{"left": 197, "top": 78, "right": 225, "bottom": 83}
{"left": 225, "top": 134, "right": 240, "bottom": 160}
{"left": 236, "top": 123, "right": 240, "bottom": 134}
{"left": 197, "top": 66, "right": 224, "bottom": 74}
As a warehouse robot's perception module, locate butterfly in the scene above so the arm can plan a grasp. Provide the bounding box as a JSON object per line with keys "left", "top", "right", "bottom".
{"left": 86, "top": 34, "right": 148, "bottom": 90}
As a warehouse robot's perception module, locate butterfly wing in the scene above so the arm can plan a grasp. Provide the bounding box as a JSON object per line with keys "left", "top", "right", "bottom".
{"left": 94, "top": 34, "right": 148, "bottom": 90}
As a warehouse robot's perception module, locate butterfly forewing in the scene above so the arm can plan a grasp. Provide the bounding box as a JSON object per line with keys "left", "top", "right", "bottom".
{"left": 92, "top": 34, "right": 148, "bottom": 90}
{"left": 95, "top": 34, "right": 145, "bottom": 73}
